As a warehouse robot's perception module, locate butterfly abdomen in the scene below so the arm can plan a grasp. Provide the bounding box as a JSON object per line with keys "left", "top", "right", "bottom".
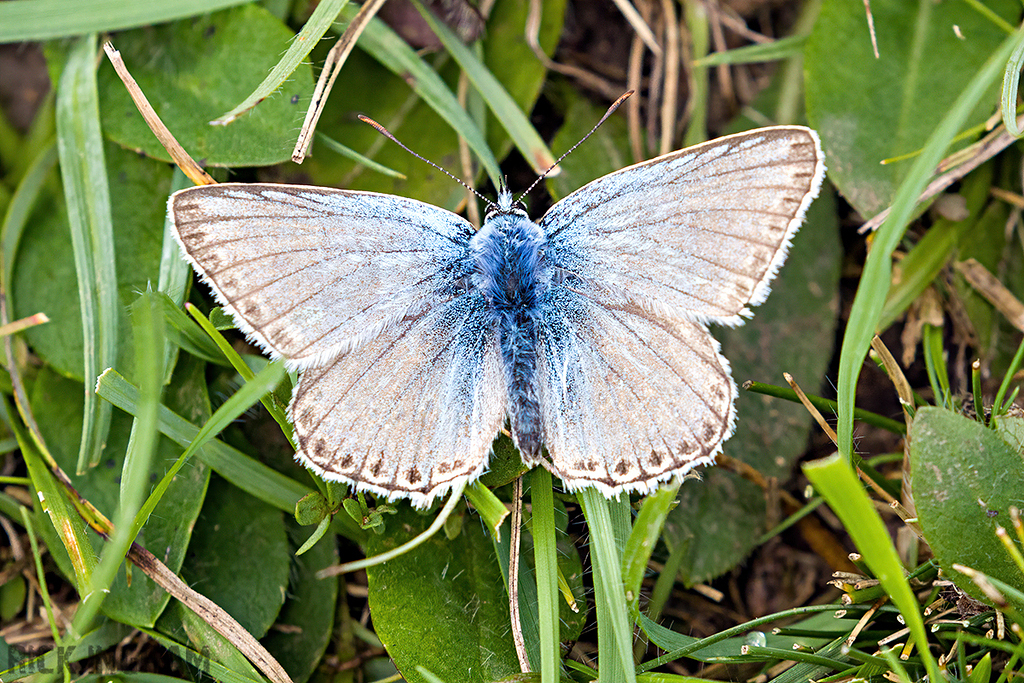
{"left": 470, "top": 209, "right": 548, "bottom": 462}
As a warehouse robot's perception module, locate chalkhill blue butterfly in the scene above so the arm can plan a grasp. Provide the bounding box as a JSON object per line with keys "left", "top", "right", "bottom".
{"left": 170, "top": 125, "right": 825, "bottom": 507}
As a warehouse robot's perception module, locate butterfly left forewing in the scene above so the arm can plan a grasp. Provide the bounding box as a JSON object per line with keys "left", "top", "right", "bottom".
{"left": 171, "top": 183, "right": 475, "bottom": 369}
{"left": 536, "top": 287, "right": 735, "bottom": 495}
{"left": 291, "top": 292, "right": 507, "bottom": 507}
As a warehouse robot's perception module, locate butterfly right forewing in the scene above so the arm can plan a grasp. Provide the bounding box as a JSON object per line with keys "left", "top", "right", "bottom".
{"left": 541, "top": 126, "right": 824, "bottom": 327}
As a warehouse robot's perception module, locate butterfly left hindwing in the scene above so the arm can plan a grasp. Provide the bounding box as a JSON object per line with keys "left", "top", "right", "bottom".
{"left": 291, "top": 292, "right": 507, "bottom": 506}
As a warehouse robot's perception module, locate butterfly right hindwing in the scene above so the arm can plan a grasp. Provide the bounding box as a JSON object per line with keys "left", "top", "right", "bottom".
{"left": 535, "top": 285, "right": 735, "bottom": 495}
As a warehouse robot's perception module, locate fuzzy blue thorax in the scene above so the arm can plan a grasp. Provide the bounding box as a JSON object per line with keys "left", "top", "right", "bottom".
{"left": 470, "top": 190, "right": 550, "bottom": 460}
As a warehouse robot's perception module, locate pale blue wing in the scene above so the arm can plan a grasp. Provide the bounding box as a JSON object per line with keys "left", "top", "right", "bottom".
{"left": 171, "top": 183, "right": 475, "bottom": 369}
{"left": 536, "top": 286, "right": 735, "bottom": 495}
{"left": 291, "top": 293, "right": 507, "bottom": 507}
{"left": 541, "top": 126, "right": 824, "bottom": 326}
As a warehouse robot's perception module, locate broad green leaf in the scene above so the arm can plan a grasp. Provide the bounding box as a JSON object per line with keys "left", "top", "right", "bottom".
{"left": 663, "top": 472, "right": 765, "bottom": 587}
{"left": 365, "top": 505, "right": 519, "bottom": 683}
{"left": 96, "top": 4, "right": 314, "bottom": 167}
{"left": 213, "top": 0, "right": 349, "bottom": 125}
{"left": 912, "top": 408, "right": 1024, "bottom": 605}
{"left": 805, "top": 0, "right": 1017, "bottom": 218}
{"left": 28, "top": 359, "right": 212, "bottom": 627}
{"left": 261, "top": 521, "right": 339, "bottom": 683}
{"left": 13, "top": 140, "right": 171, "bottom": 381}
{"left": 176, "top": 476, "right": 290, "bottom": 639}
{"left": 477, "top": 435, "right": 528, "bottom": 489}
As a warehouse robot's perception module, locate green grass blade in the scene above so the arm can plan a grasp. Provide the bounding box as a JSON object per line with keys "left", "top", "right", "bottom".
{"left": 836, "top": 26, "right": 1024, "bottom": 460}
{"left": 56, "top": 34, "right": 118, "bottom": 473}
{"left": 74, "top": 293, "right": 167, "bottom": 634}
{"left": 743, "top": 381, "right": 906, "bottom": 434}
{"left": 695, "top": 34, "right": 808, "bottom": 67}
{"left": 622, "top": 481, "right": 680, "bottom": 613}
{"left": 187, "top": 304, "right": 292, "bottom": 443}
{"left": 158, "top": 170, "right": 193, "bottom": 307}
{"left": 803, "top": 453, "right": 941, "bottom": 683}
{"left": 120, "top": 293, "right": 165, "bottom": 511}
{"left": 95, "top": 366, "right": 365, "bottom": 541}
{"left": 878, "top": 164, "right": 991, "bottom": 331}
{"left": 316, "top": 133, "right": 407, "bottom": 179}
{"left": 411, "top": 0, "right": 557, "bottom": 175}
{"left": 158, "top": 170, "right": 195, "bottom": 383}
{"left": 1, "top": 140, "right": 58, "bottom": 297}
{"left": 530, "top": 468, "right": 560, "bottom": 683}
{"left": 157, "top": 296, "right": 231, "bottom": 366}
{"left": 129, "top": 359, "right": 285, "bottom": 543}
{"left": 578, "top": 489, "right": 636, "bottom": 683}
{"left": 682, "top": 0, "right": 709, "bottom": 146}
{"left": 464, "top": 479, "right": 509, "bottom": 533}
{"left": 347, "top": 7, "right": 502, "bottom": 186}
{"left": 95, "top": 368, "right": 307, "bottom": 515}
{"left": 212, "top": 0, "right": 349, "bottom": 124}
{"left": 20, "top": 507, "right": 62, "bottom": 647}
{"left": 0, "top": 620, "right": 130, "bottom": 681}
{"left": 0, "top": 0, "right": 249, "bottom": 42}
{"left": 18, "top": 406, "right": 97, "bottom": 595}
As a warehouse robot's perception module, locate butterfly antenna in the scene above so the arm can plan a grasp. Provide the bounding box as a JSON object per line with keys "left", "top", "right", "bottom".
{"left": 517, "top": 90, "right": 634, "bottom": 202}
{"left": 357, "top": 115, "right": 493, "bottom": 208}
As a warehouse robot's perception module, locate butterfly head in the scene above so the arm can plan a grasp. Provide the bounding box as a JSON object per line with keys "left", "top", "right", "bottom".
{"left": 485, "top": 187, "right": 528, "bottom": 223}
